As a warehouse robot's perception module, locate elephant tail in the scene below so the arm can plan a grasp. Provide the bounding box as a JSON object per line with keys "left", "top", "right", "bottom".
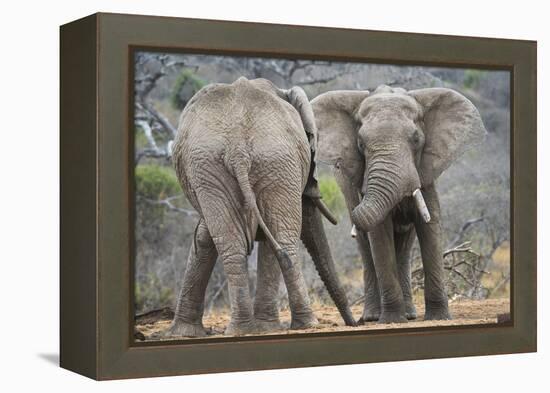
{"left": 233, "top": 163, "right": 293, "bottom": 269}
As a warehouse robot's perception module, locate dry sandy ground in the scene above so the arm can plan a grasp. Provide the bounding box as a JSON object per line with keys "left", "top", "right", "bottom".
{"left": 135, "top": 298, "right": 510, "bottom": 342}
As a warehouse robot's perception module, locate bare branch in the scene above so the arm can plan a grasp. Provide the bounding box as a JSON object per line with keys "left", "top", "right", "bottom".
{"left": 136, "top": 101, "right": 178, "bottom": 138}
{"left": 443, "top": 241, "right": 481, "bottom": 258}
{"left": 135, "top": 149, "right": 170, "bottom": 165}
{"left": 449, "top": 216, "right": 486, "bottom": 246}
{"left": 350, "top": 295, "right": 365, "bottom": 306}
{"left": 206, "top": 279, "right": 227, "bottom": 315}
{"left": 411, "top": 239, "right": 489, "bottom": 299}
{"left": 138, "top": 196, "right": 197, "bottom": 217}
{"left": 489, "top": 274, "right": 510, "bottom": 296}
{"left": 136, "top": 120, "right": 161, "bottom": 153}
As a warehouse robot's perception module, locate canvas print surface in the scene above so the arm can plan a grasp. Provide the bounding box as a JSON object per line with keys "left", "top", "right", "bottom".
{"left": 132, "top": 51, "right": 510, "bottom": 342}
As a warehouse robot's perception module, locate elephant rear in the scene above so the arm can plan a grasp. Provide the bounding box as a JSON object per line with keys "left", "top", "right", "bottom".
{"left": 172, "top": 77, "right": 310, "bottom": 261}
{"left": 170, "top": 78, "right": 358, "bottom": 335}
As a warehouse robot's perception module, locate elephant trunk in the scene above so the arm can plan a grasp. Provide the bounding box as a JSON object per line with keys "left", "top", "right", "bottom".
{"left": 352, "top": 153, "right": 421, "bottom": 232}
{"left": 301, "top": 198, "right": 357, "bottom": 326}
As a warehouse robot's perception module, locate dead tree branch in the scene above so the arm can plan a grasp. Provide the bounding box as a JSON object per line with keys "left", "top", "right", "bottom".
{"left": 138, "top": 195, "right": 198, "bottom": 217}
{"left": 136, "top": 101, "right": 177, "bottom": 138}
{"left": 206, "top": 279, "right": 227, "bottom": 315}
{"left": 449, "top": 217, "right": 486, "bottom": 247}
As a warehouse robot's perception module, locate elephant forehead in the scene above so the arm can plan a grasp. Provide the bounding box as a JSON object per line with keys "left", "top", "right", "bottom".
{"left": 359, "top": 94, "right": 421, "bottom": 120}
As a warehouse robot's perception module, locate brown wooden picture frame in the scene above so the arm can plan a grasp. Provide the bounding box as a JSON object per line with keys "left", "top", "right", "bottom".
{"left": 60, "top": 12, "right": 536, "bottom": 380}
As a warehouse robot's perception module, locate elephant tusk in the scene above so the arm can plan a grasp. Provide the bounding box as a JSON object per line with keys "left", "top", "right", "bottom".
{"left": 312, "top": 198, "right": 338, "bottom": 225}
{"left": 413, "top": 189, "right": 431, "bottom": 223}
{"left": 350, "top": 225, "right": 357, "bottom": 238}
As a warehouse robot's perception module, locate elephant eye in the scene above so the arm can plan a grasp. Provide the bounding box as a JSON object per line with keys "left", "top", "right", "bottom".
{"left": 357, "top": 140, "right": 365, "bottom": 152}
{"left": 411, "top": 129, "right": 420, "bottom": 146}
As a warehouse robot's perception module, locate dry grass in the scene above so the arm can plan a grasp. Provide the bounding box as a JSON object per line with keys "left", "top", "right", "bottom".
{"left": 136, "top": 298, "right": 510, "bottom": 342}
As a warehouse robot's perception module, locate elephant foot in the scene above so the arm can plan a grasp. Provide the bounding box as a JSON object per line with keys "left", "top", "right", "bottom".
{"left": 290, "top": 312, "right": 318, "bottom": 330}
{"left": 424, "top": 307, "right": 452, "bottom": 321}
{"left": 225, "top": 320, "right": 257, "bottom": 336}
{"left": 165, "top": 319, "right": 207, "bottom": 338}
{"left": 404, "top": 299, "right": 418, "bottom": 320}
{"left": 255, "top": 318, "right": 285, "bottom": 333}
{"left": 358, "top": 304, "right": 381, "bottom": 324}
{"left": 378, "top": 311, "right": 408, "bottom": 324}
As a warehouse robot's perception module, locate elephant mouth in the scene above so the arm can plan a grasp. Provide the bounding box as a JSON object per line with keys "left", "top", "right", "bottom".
{"left": 350, "top": 188, "right": 430, "bottom": 236}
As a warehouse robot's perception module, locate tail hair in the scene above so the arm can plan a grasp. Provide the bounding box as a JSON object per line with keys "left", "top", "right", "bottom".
{"left": 233, "top": 164, "right": 284, "bottom": 255}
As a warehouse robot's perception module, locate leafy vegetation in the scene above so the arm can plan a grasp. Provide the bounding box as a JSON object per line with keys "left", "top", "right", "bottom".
{"left": 463, "top": 69, "right": 487, "bottom": 89}
{"left": 135, "top": 164, "right": 180, "bottom": 200}
{"left": 318, "top": 175, "right": 346, "bottom": 216}
{"left": 170, "top": 69, "right": 207, "bottom": 110}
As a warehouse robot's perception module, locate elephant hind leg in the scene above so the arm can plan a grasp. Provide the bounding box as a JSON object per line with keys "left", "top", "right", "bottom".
{"left": 257, "top": 189, "right": 318, "bottom": 330}
{"left": 254, "top": 241, "right": 284, "bottom": 332}
{"left": 198, "top": 190, "right": 257, "bottom": 336}
{"left": 167, "top": 218, "right": 218, "bottom": 338}
{"left": 277, "top": 238, "right": 318, "bottom": 330}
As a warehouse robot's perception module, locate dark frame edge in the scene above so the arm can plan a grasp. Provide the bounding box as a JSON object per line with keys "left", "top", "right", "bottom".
{"left": 511, "top": 40, "right": 538, "bottom": 354}
{"left": 97, "top": 11, "right": 537, "bottom": 45}
{"left": 60, "top": 13, "right": 99, "bottom": 380}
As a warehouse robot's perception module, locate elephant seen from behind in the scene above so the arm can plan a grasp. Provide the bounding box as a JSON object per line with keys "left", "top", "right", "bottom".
{"left": 168, "top": 77, "right": 355, "bottom": 337}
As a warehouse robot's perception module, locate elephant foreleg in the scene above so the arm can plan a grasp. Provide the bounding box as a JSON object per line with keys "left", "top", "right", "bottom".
{"left": 413, "top": 184, "right": 451, "bottom": 320}
{"left": 253, "top": 241, "right": 283, "bottom": 331}
{"left": 167, "top": 219, "right": 218, "bottom": 337}
{"left": 394, "top": 227, "right": 417, "bottom": 319}
{"left": 368, "top": 216, "right": 407, "bottom": 323}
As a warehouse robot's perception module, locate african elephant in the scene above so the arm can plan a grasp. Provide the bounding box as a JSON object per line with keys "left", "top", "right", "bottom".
{"left": 311, "top": 85, "right": 487, "bottom": 323}
{"left": 167, "top": 77, "right": 355, "bottom": 337}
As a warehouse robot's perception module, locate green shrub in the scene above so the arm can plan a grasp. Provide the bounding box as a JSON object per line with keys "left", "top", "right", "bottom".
{"left": 318, "top": 175, "right": 346, "bottom": 216}
{"left": 135, "top": 164, "right": 181, "bottom": 200}
{"left": 463, "top": 69, "right": 486, "bottom": 89}
{"left": 170, "top": 69, "right": 207, "bottom": 110}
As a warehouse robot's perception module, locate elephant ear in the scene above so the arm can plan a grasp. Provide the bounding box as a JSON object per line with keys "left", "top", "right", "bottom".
{"left": 286, "top": 86, "right": 321, "bottom": 197}
{"left": 310, "top": 90, "right": 370, "bottom": 189}
{"left": 409, "top": 88, "right": 487, "bottom": 186}
{"left": 287, "top": 86, "right": 318, "bottom": 153}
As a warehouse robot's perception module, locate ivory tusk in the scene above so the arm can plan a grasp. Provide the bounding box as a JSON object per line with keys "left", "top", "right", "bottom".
{"left": 312, "top": 198, "right": 338, "bottom": 225}
{"left": 413, "top": 189, "right": 431, "bottom": 223}
{"left": 351, "top": 225, "right": 358, "bottom": 238}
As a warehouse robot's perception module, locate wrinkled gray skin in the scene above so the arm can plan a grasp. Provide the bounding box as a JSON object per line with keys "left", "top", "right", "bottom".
{"left": 311, "top": 85, "right": 487, "bottom": 323}
{"left": 167, "top": 77, "right": 355, "bottom": 337}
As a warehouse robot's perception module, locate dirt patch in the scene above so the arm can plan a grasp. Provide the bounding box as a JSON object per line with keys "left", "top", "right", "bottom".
{"left": 135, "top": 298, "right": 510, "bottom": 342}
